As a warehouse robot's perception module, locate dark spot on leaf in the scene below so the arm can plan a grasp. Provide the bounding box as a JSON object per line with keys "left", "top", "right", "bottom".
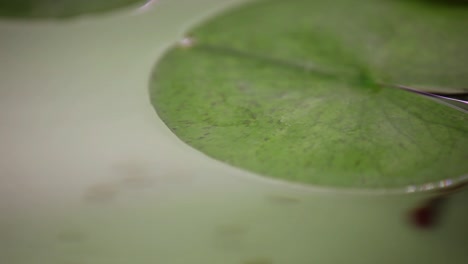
{"left": 237, "top": 82, "right": 251, "bottom": 92}
{"left": 249, "top": 101, "right": 260, "bottom": 107}
{"left": 409, "top": 197, "right": 445, "bottom": 229}
{"left": 409, "top": 181, "right": 467, "bottom": 229}
{"left": 411, "top": 206, "right": 434, "bottom": 228}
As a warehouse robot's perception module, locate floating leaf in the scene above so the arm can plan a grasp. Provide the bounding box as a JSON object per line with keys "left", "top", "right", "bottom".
{"left": 150, "top": 0, "right": 468, "bottom": 188}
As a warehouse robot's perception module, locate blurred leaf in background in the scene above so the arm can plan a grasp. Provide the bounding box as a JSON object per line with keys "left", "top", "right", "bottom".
{"left": 0, "top": 0, "right": 146, "bottom": 18}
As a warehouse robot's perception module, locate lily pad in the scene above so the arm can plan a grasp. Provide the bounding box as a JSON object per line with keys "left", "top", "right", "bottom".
{"left": 150, "top": 0, "right": 468, "bottom": 189}
{"left": 0, "top": 0, "right": 145, "bottom": 18}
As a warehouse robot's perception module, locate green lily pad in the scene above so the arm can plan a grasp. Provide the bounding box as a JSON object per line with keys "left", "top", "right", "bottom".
{"left": 0, "top": 0, "right": 145, "bottom": 18}
{"left": 150, "top": 0, "right": 468, "bottom": 189}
